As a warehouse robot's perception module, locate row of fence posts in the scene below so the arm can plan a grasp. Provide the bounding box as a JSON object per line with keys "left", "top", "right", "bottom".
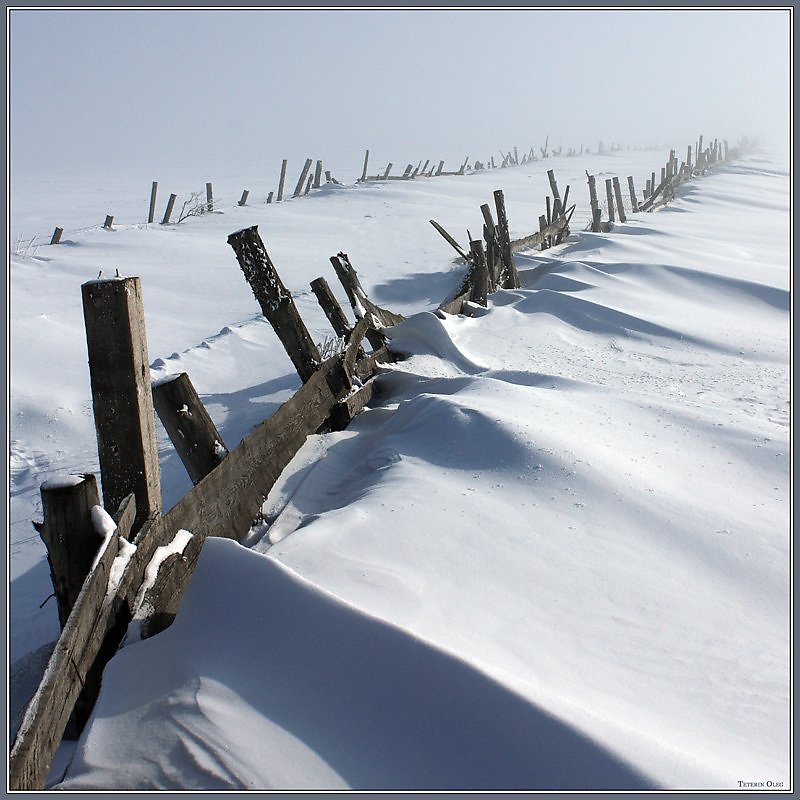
{"left": 586, "top": 135, "right": 735, "bottom": 232}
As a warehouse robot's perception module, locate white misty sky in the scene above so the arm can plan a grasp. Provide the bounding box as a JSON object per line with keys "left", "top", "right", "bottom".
{"left": 9, "top": 8, "right": 791, "bottom": 178}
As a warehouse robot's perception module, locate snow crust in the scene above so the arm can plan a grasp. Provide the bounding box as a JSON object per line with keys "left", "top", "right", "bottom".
{"left": 9, "top": 150, "right": 789, "bottom": 790}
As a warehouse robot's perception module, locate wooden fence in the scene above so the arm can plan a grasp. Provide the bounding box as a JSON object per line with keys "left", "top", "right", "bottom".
{"left": 10, "top": 137, "right": 739, "bottom": 789}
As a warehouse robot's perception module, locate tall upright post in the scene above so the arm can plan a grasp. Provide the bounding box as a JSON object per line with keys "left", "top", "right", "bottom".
{"left": 228, "top": 225, "right": 321, "bottom": 382}
{"left": 587, "top": 173, "right": 601, "bottom": 232}
{"left": 148, "top": 181, "right": 158, "bottom": 224}
{"left": 161, "top": 194, "right": 177, "bottom": 225}
{"left": 493, "top": 189, "right": 520, "bottom": 289}
{"left": 277, "top": 159, "right": 288, "bottom": 201}
{"left": 81, "top": 277, "right": 162, "bottom": 532}
{"left": 627, "top": 176, "right": 639, "bottom": 212}
{"left": 313, "top": 160, "right": 323, "bottom": 189}
{"left": 206, "top": 182, "right": 213, "bottom": 213}
{"left": 612, "top": 177, "right": 627, "bottom": 223}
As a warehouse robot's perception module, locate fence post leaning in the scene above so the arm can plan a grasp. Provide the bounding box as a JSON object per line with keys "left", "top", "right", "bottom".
{"left": 293, "top": 159, "right": 313, "bottom": 197}
{"left": 238, "top": 190, "right": 249, "bottom": 207}
{"left": 148, "top": 181, "right": 158, "bottom": 224}
{"left": 360, "top": 149, "right": 370, "bottom": 183}
{"left": 587, "top": 173, "right": 602, "bottom": 232}
{"left": 627, "top": 176, "right": 639, "bottom": 212}
{"left": 81, "top": 276, "right": 162, "bottom": 532}
{"left": 313, "top": 160, "right": 323, "bottom": 189}
{"left": 228, "top": 225, "right": 321, "bottom": 383}
{"left": 50, "top": 227, "right": 64, "bottom": 245}
{"left": 277, "top": 159, "right": 288, "bottom": 201}
{"left": 161, "top": 194, "right": 177, "bottom": 225}
{"left": 605, "top": 179, "right": 615, "bottom": 224}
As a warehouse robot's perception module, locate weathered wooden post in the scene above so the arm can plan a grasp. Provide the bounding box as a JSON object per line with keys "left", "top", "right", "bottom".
{"left": 605, "top": 179, "right": 615, "bottom": 224}
{"left": 587, "top": 173, "right": 601, "bottom": 232}
{"left": 293, "top": 159, "right": 313, "bottom": 197}
{"left": 382, "top": 163, "right": 393, "bottom": 180}
{"left": 103, "top": 215, "right": 113, "bottom": 230}
{"left": 50, "top": 227, "right": 64, "bottom": 245}
{"left": 206, "top": 182, "right": 213, "bottom": 213}
{"left": 612, "top": 177, "right": 627, "bottom": 223}
{"left": 81, "top": 277, "right": 162, "bottom": 531}
{"left": 277, "top": 159, "right": 288, "bottom": 201}
{"left": 627, "top": 176, "right": 639, "bottom": 212}
{"left": 313, "top": 160, "right": 323, "bottom": 189}
{"left": 468, "top": 239, "right": 489, "bottom": 305}
{"left": 161, "top": 193, "right": 177, "bottom": 225}
{"left": 304, "top": 174, "right": 313, "bottom": 195}
{"left": 34, "top": 474, "right": 104, "bottom": 630}
{"left": 686, "top": 145, "right": 693, "bottom": 171}
{"left": 310, "top": 277, "right": 352, "bottom": 338}
{"left": 238, "top": 190, "right": 249, "bottom": 206}
{"left": 360, "top": 149, "right": 370, "bottom": 183}
{"left": 435, "top": 160, "right": 444, "bottom": 176}
{"left": 493, "top": 189, "right": 520, "bottom": 288}
{"left": 148, "top": 181, "right": 158, "bottom": 224}
{"left": 228, "top": 225, "right": 321, "bottom": 382}
{"left": 266, "top": 191, "right": 274, "bottom": 204}
{"left": 152, "top": 373, "right": 228, "bottom": 484}
{"left": 538, "top": 215, "right": 548, "bottom": 251}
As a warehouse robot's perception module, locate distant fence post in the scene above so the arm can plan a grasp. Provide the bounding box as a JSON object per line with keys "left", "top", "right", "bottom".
{"left": 152, "top": 373, "right": 228, "bottom": 485}
{"left": 382, "top": 162, "right": 393, "bottom": 180}
{"left": 360, "top": 149, "right": 370, "bottom": 183}
{"left": 313, "top": 160, "right": 323, "bottom": 189}
{"left": 228, "top": 225, "right": 321, "bottom": 382}
{"left": 277, "top": 159, "right": 288, "bottom": 201}
{"left": 627, "top": 176, "right": 639, "bottom": 212}
{"left": 293, "top": 159, "right": 313, "bottom": 197}
{"left": 435, "top": 160, "right": 444, "bottom": 176}
{"left": 238, "top": 190, "right": 249, "bottom": 206}
{"left": 81, "top": 277, "right": 162, "bottom": 532}
{"left": 266, "top": 191, "right": 274, "bottom": 204}
{"left": 612, "top": 177, "right": 627, "bottom": 223}
{"left": 161, "top": 194, "right": 177, "bottom": 225}
{"left": 206, "top": 182, "right": 213, "bottom": 213}
{"left": 103, "top": 215, "right": 113, "bottom": 230}
{"left": 50, "top": 227, "right": 64, "bottom": 245}
{"left": 148, "top": 181, "right": 158, "bottom": 224}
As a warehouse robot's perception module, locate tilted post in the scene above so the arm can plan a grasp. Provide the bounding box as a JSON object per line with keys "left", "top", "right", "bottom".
{"left": 293, "top": 159, "right": 313, "bottom": 197}
{"left": 238, "top": 190, "right": 249, "bottom": 206}
{"left": 228, "top": 225, "right": 321, "bottom": 382}
{"left": 277, "top": 159, "right": 288, "bottom": 201}
{"left": 627, "top": 176, "right": 639, "bottom": 212}
{"left": 103, "top": 215, "right": 113, "bottom": 229}
{"left": 81, "top": 277, "right": 162, "bottom": 531}
{"left": 493, "top": 190, "right": 520, "bottom": 288}
{"left": 152, "top": 373, "right": 228, "bottom": 484}
{"left": 587, "top": 173, "right": 601, "bottom": 232}
{"left": 148, "top": 181, "right": 158, "bottom": 224}
{"left": 50, "top": 227, "right": 64, "bottom": 245}
{"left": 313, "top": 160, "right": 323, "bottom": 189}
{"left": 161, "top": 193, "right": 177, "bottom": 225}
{"left": 310, "top": 276, "right": 353, "bottom": 338}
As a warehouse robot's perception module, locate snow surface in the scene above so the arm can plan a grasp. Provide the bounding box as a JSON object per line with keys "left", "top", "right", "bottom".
{"left": 9, "top": 149, "right": 790, "bottom": 790}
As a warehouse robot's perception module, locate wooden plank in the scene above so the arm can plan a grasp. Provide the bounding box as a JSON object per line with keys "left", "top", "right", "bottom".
{"left": 468, "top": 239, "right": 489, "bottom": 305}
{"left": 360, "top": 149, "right": 369, "bottom": 183}
{"left": 612, "top": 177, "right": 627, "bottom": 223}
{"left": 310, "top": 276, "right": 352, "bottom": 338}
{"left": 605, "top": 179, "right": 615, "bottom": 224}
{"left": 238, "top": 190, "right": 249, "bottom": 207}
{"left": 330, "top": 252, "right": 405, "bottom": 330}
{"left": 587, "top": 173, "right": 601, "bottom": 232}
{"left": 429, "top": 219, "right": 470, "bottom": 260}
{"left": 627, "top": 176, "right": 639, "bottom": 212}
{"left": 152, "top": 372, "right": 228, "bottom": 485}
{"left": 228, "top": 225, "right": 322, "bottom": 383}
{"left": 313, "top": 160, "right": 323, "bottom": 189}
{"left": 161, "top": 193, "right": 176, "bottom": 225}
{"left": 509, "top": 208, "right": 572, "bottom": 252}
{"left": 81, "top": 277, "right": 162, "bottom": 532}
{"left": 493, "top": 189, "right": 520, "bottom": 288}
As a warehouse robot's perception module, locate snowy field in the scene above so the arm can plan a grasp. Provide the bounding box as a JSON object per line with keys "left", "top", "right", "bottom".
{"left": 8, "top": 147, "right": 790, "bottom": 790}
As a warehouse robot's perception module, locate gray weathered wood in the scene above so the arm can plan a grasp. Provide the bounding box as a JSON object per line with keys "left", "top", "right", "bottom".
{"left": 605, "top": 179, "right": 615, "bottom": 224}
{"left": 310, "top": 276, "right": 355, "bottom": 341}
{"left": 293, "top": 159, "right": 313, "bottom": 197}
{"left": 435, "top": 160, "right": 444, "bottom": 176}
{"left": 429, "top": 219, "right": 470, "bottom": 260}
{"left": 360, "top": 150, "right": 369, "bottom": 183}
{"left": 148, "top": 181, "right": 158, "bottom": 224}
{"left": 82, "top": 277, "right": 162, "bottom": 532}
{"left": 510, "top": 206, "right": 573, "bottom": 252}
{"left": 206, "top": 182, "right": 213, "bottom": 213}
{"left": 313, "top": 160, "right": 323, "bottom": 189}
{"left": 612, "top": 177, "right": 627, "bottom": 223}
{"left": 304, "top": 174, "right": 313, "bottom": 195}
{"left": 161, "top": 193, "right": 177, "bottom": 225}
{"left": 382, "top": 162, "right": 393, "bottom": 180}
{"left": 267, "top": 191, "right": 274, "bottom": 204}
{"left": 468, "top": 239, "right": 489, "bottom": 305}
{"left": 35, "top": 475, "right": 104, "bottom": 630}
{"left": 152, "top": 372, "right": 228, "bottom": 485}
{"left": 228, "top": 225, "right": 321, "bottom": 383}
{"left": 587, "top": 173, "right": 601, "bottom": 232}
{"left": 50, "top": 227, "right": 63, "bottom": 245}
{"left": 238, "top": 190, "right": 249, "bottom": 206}
{"left": 627, "top": 176, "right": 639, "bottom": 212}
{"left": 493, "top": 189, "right": 520, "bottom": 288}
{"left": 103, "top": 215, "right": 113, "bottom": 229}
{"left": 277, "top": 159, "right": 288, "bottom": 201}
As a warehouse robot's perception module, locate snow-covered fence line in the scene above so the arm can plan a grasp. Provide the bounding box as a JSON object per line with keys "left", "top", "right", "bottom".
{"left": 10, "top": 236, "right": 406, "bottom": 789}
{"left": 585, "top": 135, "right": 740, "bottom": 232}
{"left": 432, "top": 171, "right": 575, "bottom": 315}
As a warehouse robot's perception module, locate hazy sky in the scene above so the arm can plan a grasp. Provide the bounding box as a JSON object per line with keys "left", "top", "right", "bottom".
{"left": 9, "top": 8, "right": 792, "bottom": 178}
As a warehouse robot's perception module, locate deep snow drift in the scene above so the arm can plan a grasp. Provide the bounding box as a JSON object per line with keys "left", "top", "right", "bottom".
{"left": 9, "top": 150, "right": 790, "bottom": 790}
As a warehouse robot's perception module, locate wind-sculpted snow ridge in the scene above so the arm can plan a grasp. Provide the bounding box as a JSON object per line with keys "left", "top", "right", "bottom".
{"left": 57, "top": 538, "right": 654, "bottom": 791}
